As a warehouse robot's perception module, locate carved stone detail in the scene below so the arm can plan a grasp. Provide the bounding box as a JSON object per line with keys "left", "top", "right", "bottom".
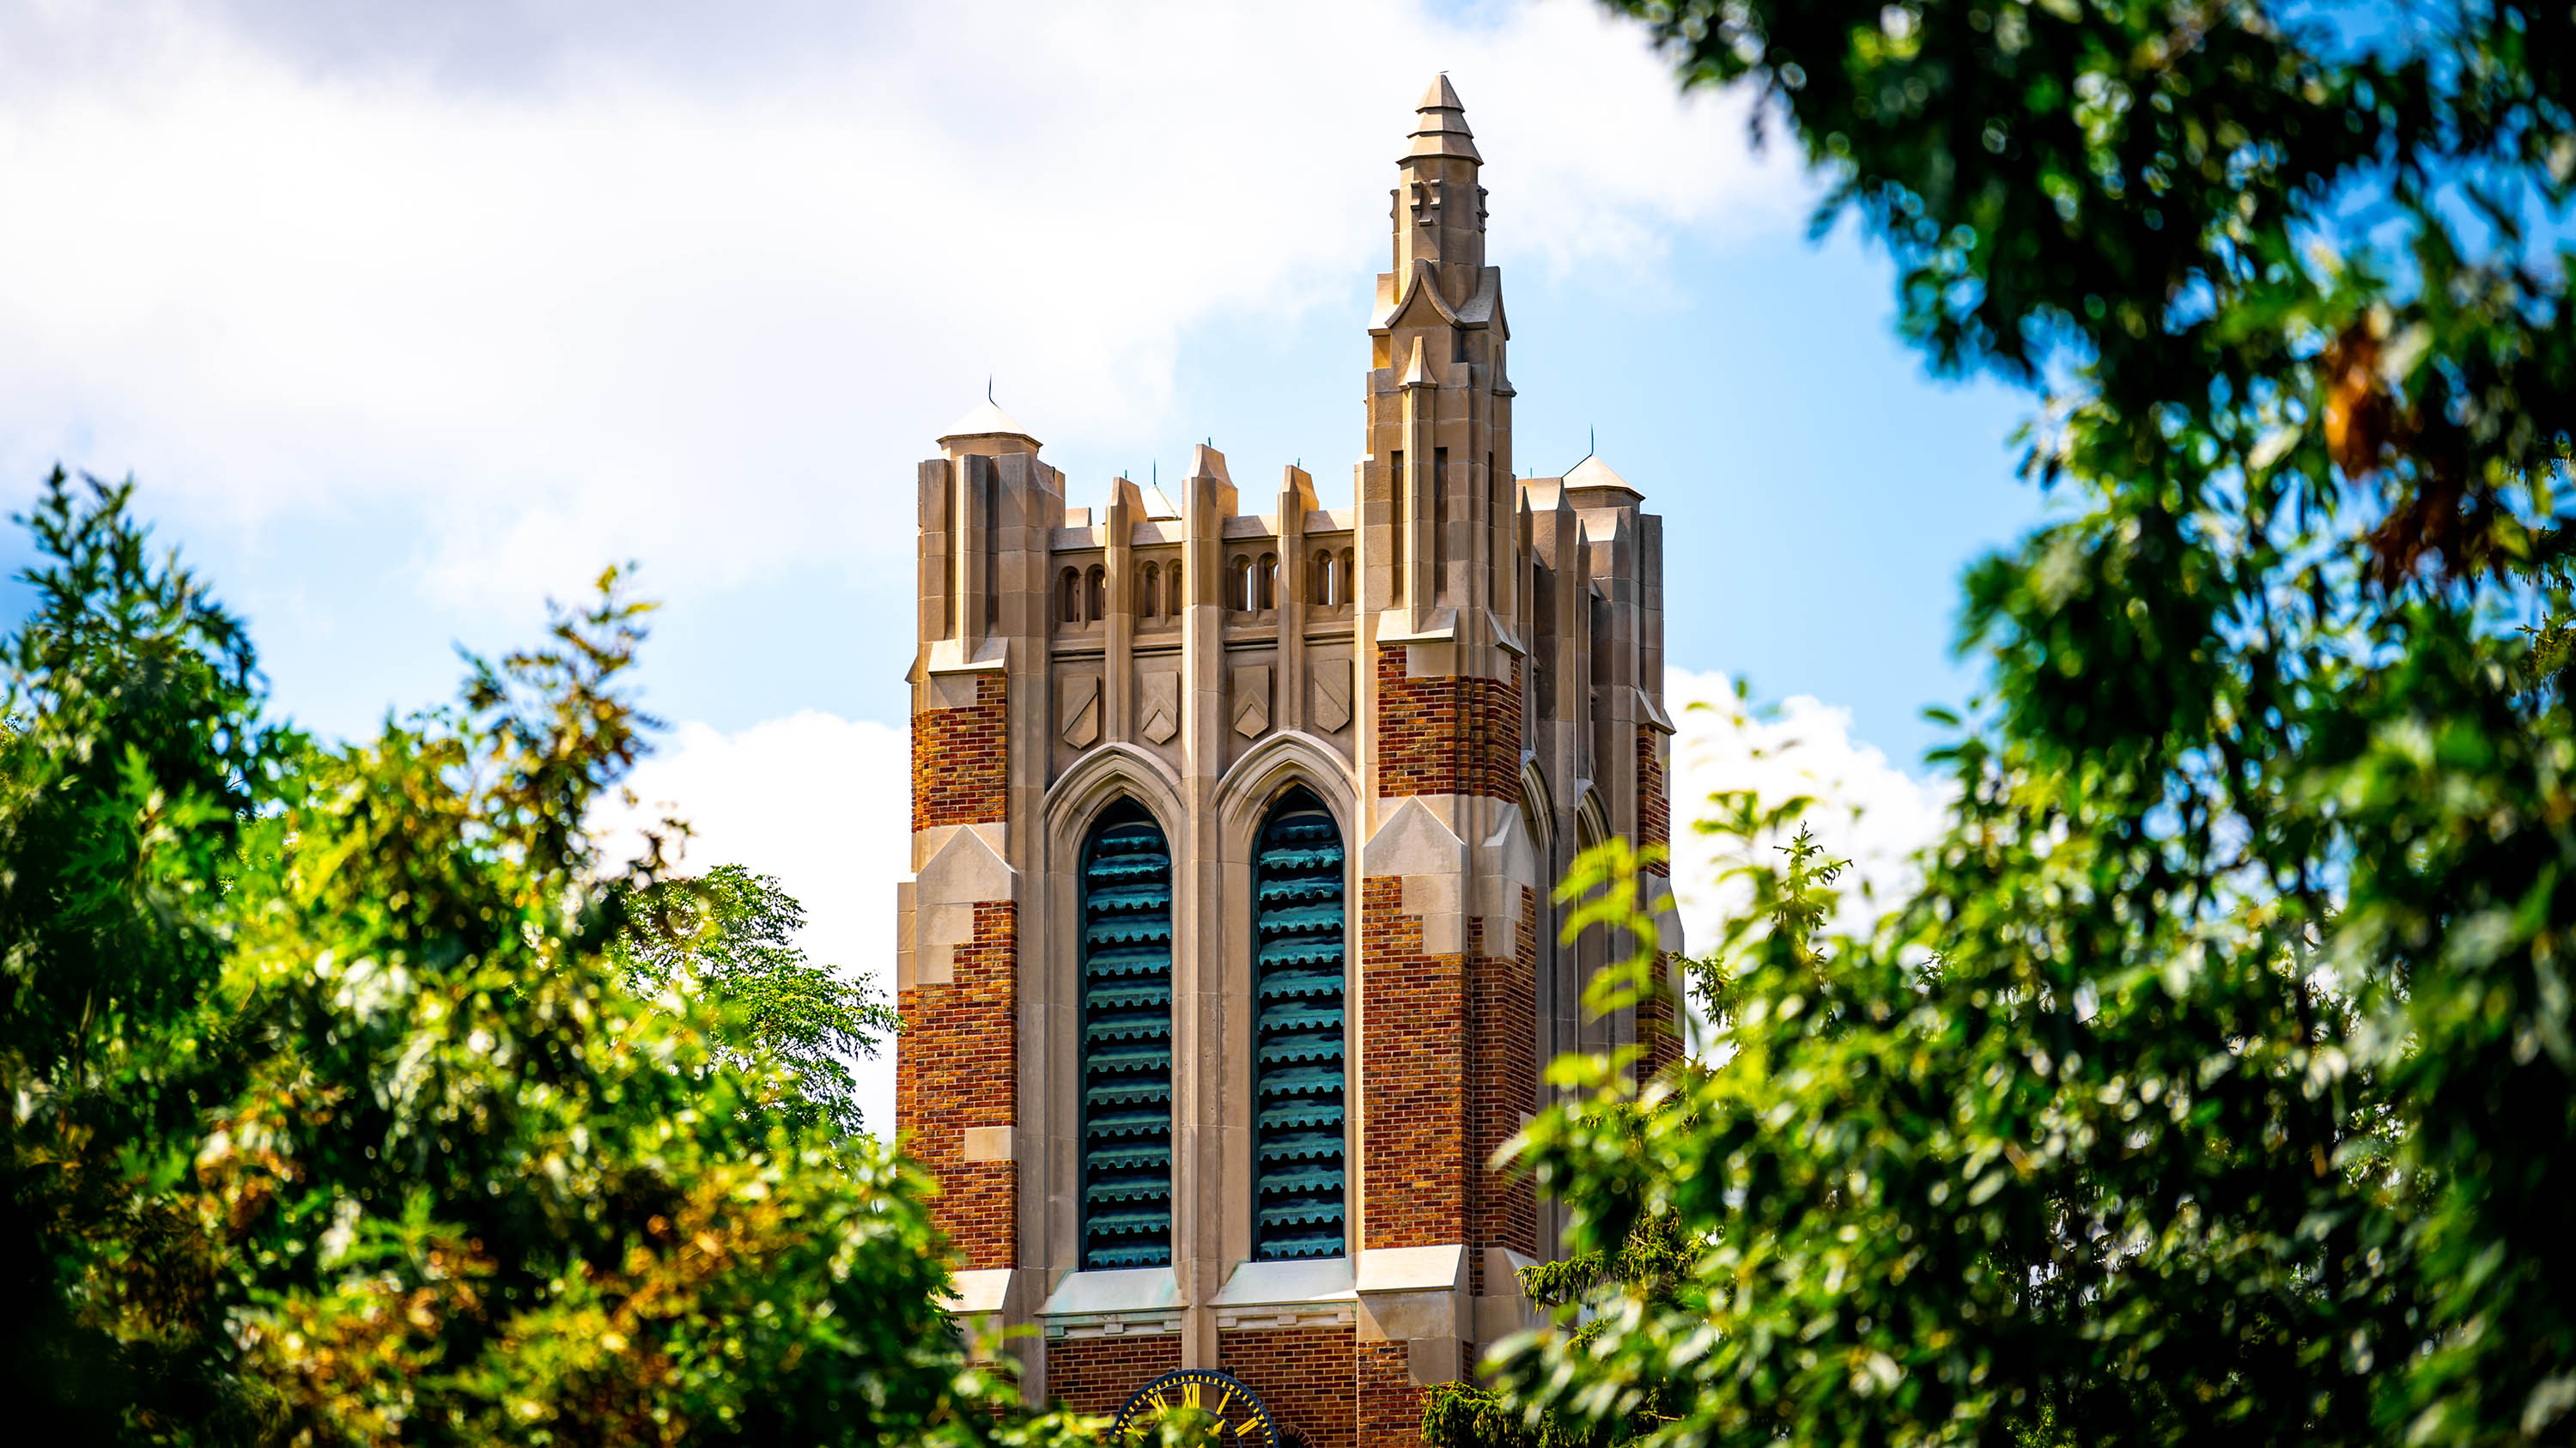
{"left": 1059, "top": 674, "right": 1101, "bottom": 748}
{"left": 1312, "top": 659, "right": 1352, "bottom": 732}
{"left": 1231, "top": 664, "right": 1273, "bottom": 739}
{"left": 1139, "top": 671, "right": 1179, "bottom": 745}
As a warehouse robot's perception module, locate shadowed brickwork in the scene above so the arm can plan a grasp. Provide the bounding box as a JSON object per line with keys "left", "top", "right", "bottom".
{"left": 1374, "top": 647, "right": 1522, "bottom": 802}
{"left": 911, "top": 674, "right": 1008, "bottom": 830}
{"left": 1359, "top": 876, "right": 1467, "bottom": 1250}
{"left": 1637, "top": 725, "right": 1668, "bottom": 855}
{"left": 1046, "top": 1334, "right": 1183, "bottom": 1418}
{"left": 1467, "top": 887, "right": 1540, "bottom": 1296}
{"left": 1218, "top": 1326, "right": 1358, "bottom": 1448}
{"left": 895, "top": 899, "right": 1017, "bottom": 1268}
{"left": 1358, "top": 1339, "right": 1444, "bottom": 1448}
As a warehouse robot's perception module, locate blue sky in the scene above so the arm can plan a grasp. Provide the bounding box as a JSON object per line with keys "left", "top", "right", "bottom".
{"left": 0, "top": 0, "right": 2047, "bottom": 1124}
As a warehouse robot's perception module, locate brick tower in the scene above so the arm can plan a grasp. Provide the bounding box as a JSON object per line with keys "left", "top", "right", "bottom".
{"left": 895, "top": 77, "right": 1677, "bottom": 1448}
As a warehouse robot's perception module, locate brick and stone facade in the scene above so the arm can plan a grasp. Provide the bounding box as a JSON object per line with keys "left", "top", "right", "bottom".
{"left": 896, "top": 78, "right": 1677, "bottom": 1446}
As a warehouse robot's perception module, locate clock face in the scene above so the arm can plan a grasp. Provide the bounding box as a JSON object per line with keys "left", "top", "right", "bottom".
{"left": 1109, "top": 1368, "right": 1276, "bottom": 1446}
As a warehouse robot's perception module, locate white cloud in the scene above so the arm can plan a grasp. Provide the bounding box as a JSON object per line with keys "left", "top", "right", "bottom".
{"left": 596, "top": 709, "right": 911, "bottom": 1134}
{"left": 0, "top": 0, "right": 1805, "bottom": 619}
{"left": 1663, "top": 666, "right": 1953, "bottom": 955}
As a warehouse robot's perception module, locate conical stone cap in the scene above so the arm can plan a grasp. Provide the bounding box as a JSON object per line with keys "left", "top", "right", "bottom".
{"left": 1406, "top": 73, "right": 1481, "bottom": 162}
{"left": 939, "top": 398, "right": 1038, "bottom": 447}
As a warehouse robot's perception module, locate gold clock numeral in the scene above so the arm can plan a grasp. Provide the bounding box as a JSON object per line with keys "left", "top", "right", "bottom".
{"left": 1182, "top": 1381, "right": 1203, "bottom": 1410}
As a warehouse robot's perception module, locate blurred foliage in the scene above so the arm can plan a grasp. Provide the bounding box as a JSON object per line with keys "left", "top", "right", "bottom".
{"left": 0, "top": 472, "right": 1103, "bottom": 1445}
{"left": 611, "top": 863, "right": 902, "bottom": 1141}
{"left": 1457, "top": 2, "right": 2576, "bottom": 1445}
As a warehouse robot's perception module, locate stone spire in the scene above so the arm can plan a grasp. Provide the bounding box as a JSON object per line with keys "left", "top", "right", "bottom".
{"left": 1393, "top": 74, "right": 1487, "bottom": 295}
{"left": 1406, "top": 74, "right": 1481, "bottom": 162}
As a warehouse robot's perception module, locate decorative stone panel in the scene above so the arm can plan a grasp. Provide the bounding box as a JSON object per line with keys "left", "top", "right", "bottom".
{"left": 1139, "top": 670, "right": 1179, "bottom": 745}
{"left": 1232, "top": 663, "right": 1273, "bottom": 738}
{"left": 1313, "top": 658, "right": 1353, "bottom": 732}
{"left": 1060, "top": 674, "right": 1101, "bottom": 748}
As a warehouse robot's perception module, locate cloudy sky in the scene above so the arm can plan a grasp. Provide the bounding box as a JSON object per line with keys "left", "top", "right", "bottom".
{"left": 1, "top": 0, "right": 2046, "bottom": 1130}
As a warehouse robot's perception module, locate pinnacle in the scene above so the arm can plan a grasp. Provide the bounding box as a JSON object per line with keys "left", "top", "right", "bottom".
{"left": 1405, "top": 72, "right": 1480, "bottom": 162}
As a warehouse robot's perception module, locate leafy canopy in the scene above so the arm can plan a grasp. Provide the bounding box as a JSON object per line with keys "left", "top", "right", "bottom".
{"left": 0, "top": 472, "right": 1091, "bottom": 1446}
{"left": 611, "top": 863, "right": 902, "bottom": 1141}
{"left": 1461, "top": 3, "right": 2576, "bottom": 1446}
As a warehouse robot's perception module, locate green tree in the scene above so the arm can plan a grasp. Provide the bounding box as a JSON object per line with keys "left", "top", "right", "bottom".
{"left": 612, "top": 864, "right": 902, "bottom": 1140}
{"left": 0, "top": 472, "right": 1095, "bottom": 1446}
{"left": 1471, "top": 3, "right": 2576, "bottom": 1445}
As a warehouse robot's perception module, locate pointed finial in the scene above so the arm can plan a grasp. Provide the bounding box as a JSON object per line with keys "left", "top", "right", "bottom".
{"left": 1406, "top": 73, "right": 1480, "bottom": 162}
{"left": 1590, "top": 424, "right": 1596, "bottom": 456}
{"left": 987, "top": 374, "right": 994, "bottom": 403}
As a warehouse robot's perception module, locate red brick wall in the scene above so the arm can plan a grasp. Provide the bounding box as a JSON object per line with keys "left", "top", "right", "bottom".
{"left": 1044, "top": 1333, "right": 1182, "bottom": 1418}
{"left": 895, "top": 900, "right": 1017, "bottom": 1268}
{"left": 1637, "top": 725, "right": 1669, "bottom": 855}
{"left": 1359, "top": 875, "right": 1467, "bottom": 1250}
{"left": 912, "top": 674, "right": 1009, "bottom": 831}
{"left": 1218, "top": 1326, "right": 1358, "bottom": 1448}
{"left": 1357, "top": 1340, "right": 1437, "bottom": 1448}
{"left": 1639, "top": 941, "right": 1684, "bottom": 1076}
{"left": 1375, "top": 647, "right": 1522, "bottom": 802}
{"left": 1467, "top": 888, "right": 1540, "bottom": 1297}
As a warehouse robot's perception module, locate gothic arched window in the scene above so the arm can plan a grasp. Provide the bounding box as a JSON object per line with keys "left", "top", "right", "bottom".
{"left": 1079, "top": 801, "right": 1176, "bottom": 1269}
{"left": 1086, "top": 565, "right": 1108, "bottom": 621}
{"left": 1060, "top": 568, "right": 1083, "bottom": 624}
{"left": 1256, "top": 553, "right": 1279, "bottom": 610}
{"left": 1311, "top": 550, "right": 1334, "bottom": 606}
{"left": 1251, "top": 788, "right": 1347, "bottom": 1259}
{"left": 1166, "top": 561, "right": 1186, "bottom": 617}
{"left": 1139, "top": 562, "right": 1160, "bottom": 618}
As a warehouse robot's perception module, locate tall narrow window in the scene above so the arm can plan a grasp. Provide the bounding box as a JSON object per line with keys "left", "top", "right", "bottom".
{"left": 1167, "top": 562, "right": 1186, "bottom": 617}
{"left": 1433, "top": 447, "right": 1449, "bottom": 590}
{"left": 1257, "top": 553, "right": 1279, "bottom": 610}
{"left": 1253, "top": 789, "right": 1347, "bottom": 1259}
{"left": 1086, "top": 565, "right": 1107, "bottom": 621}
{"left": 1060, "top": 568, "right": 1083, "bottom": 624}
{"left": 1390, "top": 450, "right": 1406, "bottom": 604}
{"left": 1139, "top": 562, "right": 1160, "bottom": 619}
{"left": 1080, "top": 802, "right": 1176, "bottom": 1269}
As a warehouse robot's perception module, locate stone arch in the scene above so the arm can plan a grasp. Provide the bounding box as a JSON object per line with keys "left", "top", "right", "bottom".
{"left": 1035, "top": 745, "right": 1191, "bottom": 1282}
{"left": 1519, "top": 759, "right": 1557, "bottom": 863}
{"left": 1574, "top": 784, "right": 1612, "bottom": 855}
{"left": 1212, "top": 731, "right": 1359, "bottom": 846}
{"left": 1139, "top": 561, "right": 1160, "bottom": 618}
{"left": 1085, "top": 564, "right": 1107, "bottom": 621}
{"left": 1207, "top": 731, "right": 1360, "bottom": 1265}
{"left": 1256, "top": 552, "right": 1279, "bottom": 610}
{"left": 1058, "top": 566, "right": 1083, "bottom": 624}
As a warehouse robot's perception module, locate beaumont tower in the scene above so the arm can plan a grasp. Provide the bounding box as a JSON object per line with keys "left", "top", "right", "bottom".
{"left": 895, "top": 77, "right": 1678, "bottom": 1448}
